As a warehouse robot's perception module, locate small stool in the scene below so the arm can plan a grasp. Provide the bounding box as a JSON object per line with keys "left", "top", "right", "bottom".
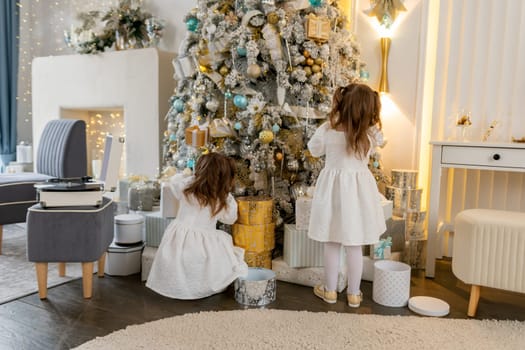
{"left": 452, "top": 209, "right": 525, "bottom": 317}
{"left": 27, "top": 197, "right": 114, "bottom": 299}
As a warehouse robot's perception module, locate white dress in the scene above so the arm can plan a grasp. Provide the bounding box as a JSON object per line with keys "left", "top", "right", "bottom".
{"left": 146, "top": 174, "right": 248, "bottom": 299}
{"left": 307, "top": 122, "right": 386, "bottom": 245}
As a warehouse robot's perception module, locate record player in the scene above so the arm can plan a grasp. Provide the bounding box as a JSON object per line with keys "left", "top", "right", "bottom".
{"left": 35, "top": 134, "right": 123, "bottom": 208}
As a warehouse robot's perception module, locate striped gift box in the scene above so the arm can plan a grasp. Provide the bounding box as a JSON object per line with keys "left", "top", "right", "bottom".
{"left": 283, "top": 224, "right": 323, "bottom": 268}
{"left": 144, "top": 211, "right": 173, "bottom": 247}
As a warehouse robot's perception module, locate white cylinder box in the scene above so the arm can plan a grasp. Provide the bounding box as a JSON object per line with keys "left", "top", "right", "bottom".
{"left": 373, "top": 260, "right": 411, "bottom": 307}
{"left": 114, "top": 214, "right": 145, "bottom": 244}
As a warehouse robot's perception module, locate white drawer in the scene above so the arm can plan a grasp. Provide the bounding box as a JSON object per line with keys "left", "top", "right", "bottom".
{"left": 441, "top": 145, "right": 525, "bottom": 169}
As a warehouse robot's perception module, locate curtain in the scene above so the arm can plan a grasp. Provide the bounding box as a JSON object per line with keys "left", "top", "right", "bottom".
{"left": 0, "top": 0, "right": 19, "bottom": 172}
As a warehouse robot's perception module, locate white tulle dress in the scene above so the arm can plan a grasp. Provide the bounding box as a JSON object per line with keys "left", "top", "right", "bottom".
{"left": 307, "top": 122, "right": 386, "bottom": 245}
{"left": 146, "top": 174, "right": 248, "bottom": 299}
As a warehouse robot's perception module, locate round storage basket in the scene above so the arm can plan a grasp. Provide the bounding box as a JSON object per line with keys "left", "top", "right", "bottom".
{"left": 373, "top": 260, "right": 411, "bottom": 307}
{"left": 234, "top": 267, "right": 276, "bottom": 307}
{"left": 114, "top": 213, "right": 145, "bottom": 245}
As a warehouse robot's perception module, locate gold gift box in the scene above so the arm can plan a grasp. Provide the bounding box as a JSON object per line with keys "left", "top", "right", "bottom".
{"left": 244, "top": 250, "right": 272, "bottom": 269}
{"left": 185, "top": 125, "right": 208, "bottom": 148}
{"left": 305, "top": 14, "right": 330, "bottom": 42}
{"left": 237, "top": 196, "right": 273, "bottom": 225}
{"left": 232, "top": 222, "right": 275, "bottom": 253}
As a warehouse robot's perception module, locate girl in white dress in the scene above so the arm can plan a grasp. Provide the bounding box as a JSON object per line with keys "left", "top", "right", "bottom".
{"left": 307, "top": 83, "right": 386, "bottom": 307}
{"left": 146, "top": 153, "right": 248, "bottom": 299}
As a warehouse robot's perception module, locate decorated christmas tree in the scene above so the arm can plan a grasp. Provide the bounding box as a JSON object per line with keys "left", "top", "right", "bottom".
{"left": 162, "top": 0, "right": 369, "bottom": 225}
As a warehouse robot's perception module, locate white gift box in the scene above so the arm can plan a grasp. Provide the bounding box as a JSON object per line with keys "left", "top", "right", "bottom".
{"left": 272, "top": 257, "right": 347, "bottom": 292}
{"left": 105, "top": 241, "right": 145, "bottom": 276}
{"left": 362, "top": 252, "right": 401, "bottom": 282}
{"left": 283, "top": 224, "right": 323, "bottom": 268}
{"left": 295, "top": 196, "right": 312, "bottom": 231}
{"left": 160, "top": 182, "right": 179, "bottom": 218}
{"left": 145, "top": 210, "right": 173, "bottom": 247}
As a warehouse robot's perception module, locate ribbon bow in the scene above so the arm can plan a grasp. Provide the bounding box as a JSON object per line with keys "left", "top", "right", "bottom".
{"left": 374, "top": 237, "right": 393, "bottom": 259}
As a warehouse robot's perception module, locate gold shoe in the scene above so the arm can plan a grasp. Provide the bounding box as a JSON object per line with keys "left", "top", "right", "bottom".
{"left": 313, "top": 285, "right": 337, "bottom": 304}
{"left": 347, "top": 291, "right": 363, "bottom": 308}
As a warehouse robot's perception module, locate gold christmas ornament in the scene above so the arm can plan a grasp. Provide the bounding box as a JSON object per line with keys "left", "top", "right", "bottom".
{"left": 306, "top": 57, "right": 314, "bottom": 66}
{"left": 303, "top": 50, "right": 310, "bottom": 58}
{"left": 259, "top": 129, "right": 274, "bottom": 144}
{"left": 311, "top": 64, "right": 321, "bottom": 73}
{"left": 219, "top": 65, "right": 229, "bottom": 75}
{"left": 314, "top": 58, "right": 323, "bottom": 65}
{"left": 275, "top": 152, "right": 283, "bottom": 161}
{"left": 267, "top": 12, "right": 279, "bottom": 25}
{"left": 303, "top": 66, "right": 312, "bottom": 76}
{"left": 246, "top": 63, "right": 262, "bottom": 78}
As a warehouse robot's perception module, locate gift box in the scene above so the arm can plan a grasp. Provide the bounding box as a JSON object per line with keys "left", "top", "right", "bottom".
{"left": 295, "top": 196, "right": 312, "bottom": 231}
{"left": 403, "top": 240, "right": 427, "bottom": 269}
{"left": 370, "top": 237, "right": 392, "bottom": 260}
{"left": 237, "top": 196, "right": 273, "bottom": 225}
{"left": 160, "top": 182, "right": 179, "bottom": 218}
{"left": 385, "top": 186, "right": 423, "bottom": 217}
{"left": 362, "top": 252, "right": 401, "bottom": 282}
{"left": 173, "top": 55, "right": 197, "bottom": 80}
{"left": 272, "top": 257, "right": 347, "bottom": 292}
{"left": 185, "top": 125, "right": 209, "bottom": 148}
{"left": 305, "top": 14, "right": 330, "bottom": 42}
{"left": 244, "top": 250, "right": 272, "bottom": 269}
{"left": 145, "top": 210, "right": 174, "bottom": 247}
{"left": 283, "top": 224, "right": 323, "bottom": 268}
{"left": 232, "top": 222, "right": 275, "bottom": 253}
{"left": 405, "top": 211, "right": 427, "bottom": 240}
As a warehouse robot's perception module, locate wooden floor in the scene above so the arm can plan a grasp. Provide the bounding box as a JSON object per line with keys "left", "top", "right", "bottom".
{"left": 0, "top": 259, "right": 524, "bottom": 350}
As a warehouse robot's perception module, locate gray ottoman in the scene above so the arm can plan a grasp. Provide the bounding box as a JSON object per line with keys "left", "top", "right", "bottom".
{"left": 27, "top": 197, "right": 114, "bottom": 299}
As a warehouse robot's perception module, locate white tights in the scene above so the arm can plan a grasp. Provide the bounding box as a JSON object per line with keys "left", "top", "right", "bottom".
{"left": 323, "top": 242, "right": 363, "bottom": 295}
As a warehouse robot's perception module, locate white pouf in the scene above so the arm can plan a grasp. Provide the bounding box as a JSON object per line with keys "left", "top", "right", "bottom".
{"left": 408, "top": 296, "right": 450, "bottom": 317}
{"left": 373, "top": 260, "right": 411, "bottom": 307}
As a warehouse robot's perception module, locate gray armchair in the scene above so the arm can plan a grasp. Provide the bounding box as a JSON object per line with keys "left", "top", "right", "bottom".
{"left": 0, "top": 119, "right": 87, "bottom": 253}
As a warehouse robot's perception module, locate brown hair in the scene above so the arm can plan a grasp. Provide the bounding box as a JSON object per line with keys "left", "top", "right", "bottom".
{"left": 328, "top": 83, "right": 382, "bottom": 159}
{"left": 183, "top": 152, "right": 236, "bottom": 216}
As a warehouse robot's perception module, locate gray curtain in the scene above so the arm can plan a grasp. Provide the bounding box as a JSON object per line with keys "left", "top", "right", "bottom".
{"left": 0, "top": 0, "right": 19, "bottom": 172}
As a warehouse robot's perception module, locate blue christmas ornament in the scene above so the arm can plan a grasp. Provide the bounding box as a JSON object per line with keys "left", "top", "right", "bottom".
{"left": 233, "top": 94, "right": 248, "bottom": 109}
{"left": 187, "top": 158, "right": 195, "bottom": 169}
{"left": 309, "top": 0, "right": 323, "bottom": 7}
{"left": 186, "top": 17, "right": 199, "bottom": 32}
{"left": 173, "top": 99, "right": 185, "bottom": 112}
{"left": 169, "top": 133, "right": 177, "bottom": 142}
{"left": 236, "top": 47, "right": 247, "bottom": 57}
{"left": 224, "top": 91, "right": 233, "bottom": 99}
{"left": 234, "top": 122, "right": 242, "bottom": 130}
{"left": 373, "top": 160, "right": 380, "bottom": 168}
{"left": 272, "top": 123, "right": 280, "bottom": 133}
{"left": 360, "top": 69, "right": 370, "bottom": 81}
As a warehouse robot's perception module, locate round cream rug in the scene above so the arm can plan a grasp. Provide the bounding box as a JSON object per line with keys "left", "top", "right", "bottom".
{"left": 75, "top": 309, "right": 524, "bottom": 350}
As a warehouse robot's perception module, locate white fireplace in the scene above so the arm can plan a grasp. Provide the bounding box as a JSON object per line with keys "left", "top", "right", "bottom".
{"left": 32, "top": 48, "right": 175, "bottom": 179}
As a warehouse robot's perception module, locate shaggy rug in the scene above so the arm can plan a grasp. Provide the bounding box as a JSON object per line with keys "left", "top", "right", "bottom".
{"left": 0, "top": 223, "right": 83, "bottom": 304}
{"left": 74, "top": 309, "right": 524, "bottom": 350}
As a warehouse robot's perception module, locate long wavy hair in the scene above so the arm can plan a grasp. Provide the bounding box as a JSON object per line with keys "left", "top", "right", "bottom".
{"left": 183, "top": 152, "right": 236, "bottom": 217}
{"left": 328, "top": 83, "right": 382, "bottom": 159}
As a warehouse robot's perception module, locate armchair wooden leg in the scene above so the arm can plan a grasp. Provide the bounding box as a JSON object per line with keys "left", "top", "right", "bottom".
{"left": 97, "top": 252, "right": 106, "bottom": 278}
{"left": 0, "top": 225, "right": 3, "bottom": 255}
{"left": 35, "top": 262, "right": 48, "bottom": 299}
{"left": 58, "top": 262, "right": 66, "bottom": 277}
{"left": 81, "top": 262, "right": 94, "bottom": 299}
{"left": 467, "top": 285, "right": 481, "bottom": 317}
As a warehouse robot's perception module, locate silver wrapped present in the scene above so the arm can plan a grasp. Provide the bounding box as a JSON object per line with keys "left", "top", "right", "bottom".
{"left": 391, "top": 169, "right": 418, "bottom": 189}
{"left": 234, "top": 268, "right": 276, "bottom": 307}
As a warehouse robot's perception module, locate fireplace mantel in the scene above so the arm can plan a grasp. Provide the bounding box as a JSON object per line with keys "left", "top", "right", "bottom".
{"left": 32, "top": 48, "right": 175, "bottom": 179}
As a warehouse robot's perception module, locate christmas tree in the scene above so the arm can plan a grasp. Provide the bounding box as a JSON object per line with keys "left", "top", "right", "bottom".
{"left": 162, "top": 0, "right": 367, "bottom": 225}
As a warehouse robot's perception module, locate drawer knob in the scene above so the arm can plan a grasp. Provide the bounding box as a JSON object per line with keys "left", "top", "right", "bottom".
{"left": 493, "top": 154, "right": 501, "bottom": 160}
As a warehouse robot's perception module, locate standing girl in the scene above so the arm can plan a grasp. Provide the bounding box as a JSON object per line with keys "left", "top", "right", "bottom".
{"left": 146, "top": 152, "right": 248, "bottom": 299}
{"left": 307, "top": 83, "right": 386, "bottom": 307}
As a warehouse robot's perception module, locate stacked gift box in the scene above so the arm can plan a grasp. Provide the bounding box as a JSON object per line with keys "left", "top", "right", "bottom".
{"left": 274, "top": 190, "right": 400, "bottom": 287}
{"left": 385, "top": 169, "right": 427, "bottom": 269}
{"left": 232, "top": 196, "right": 275, "bottom": 269}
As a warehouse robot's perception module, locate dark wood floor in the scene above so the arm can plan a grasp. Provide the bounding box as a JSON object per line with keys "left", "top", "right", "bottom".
{"left": 0, "top": 259, "right": 524, "bottom": 350}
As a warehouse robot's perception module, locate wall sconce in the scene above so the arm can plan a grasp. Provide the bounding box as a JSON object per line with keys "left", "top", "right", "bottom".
{"left": 378, "top": 37, "right": 391, "bottom": 93}
{"left": 365, "top": 0, "right": 406, "bottom": 94}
